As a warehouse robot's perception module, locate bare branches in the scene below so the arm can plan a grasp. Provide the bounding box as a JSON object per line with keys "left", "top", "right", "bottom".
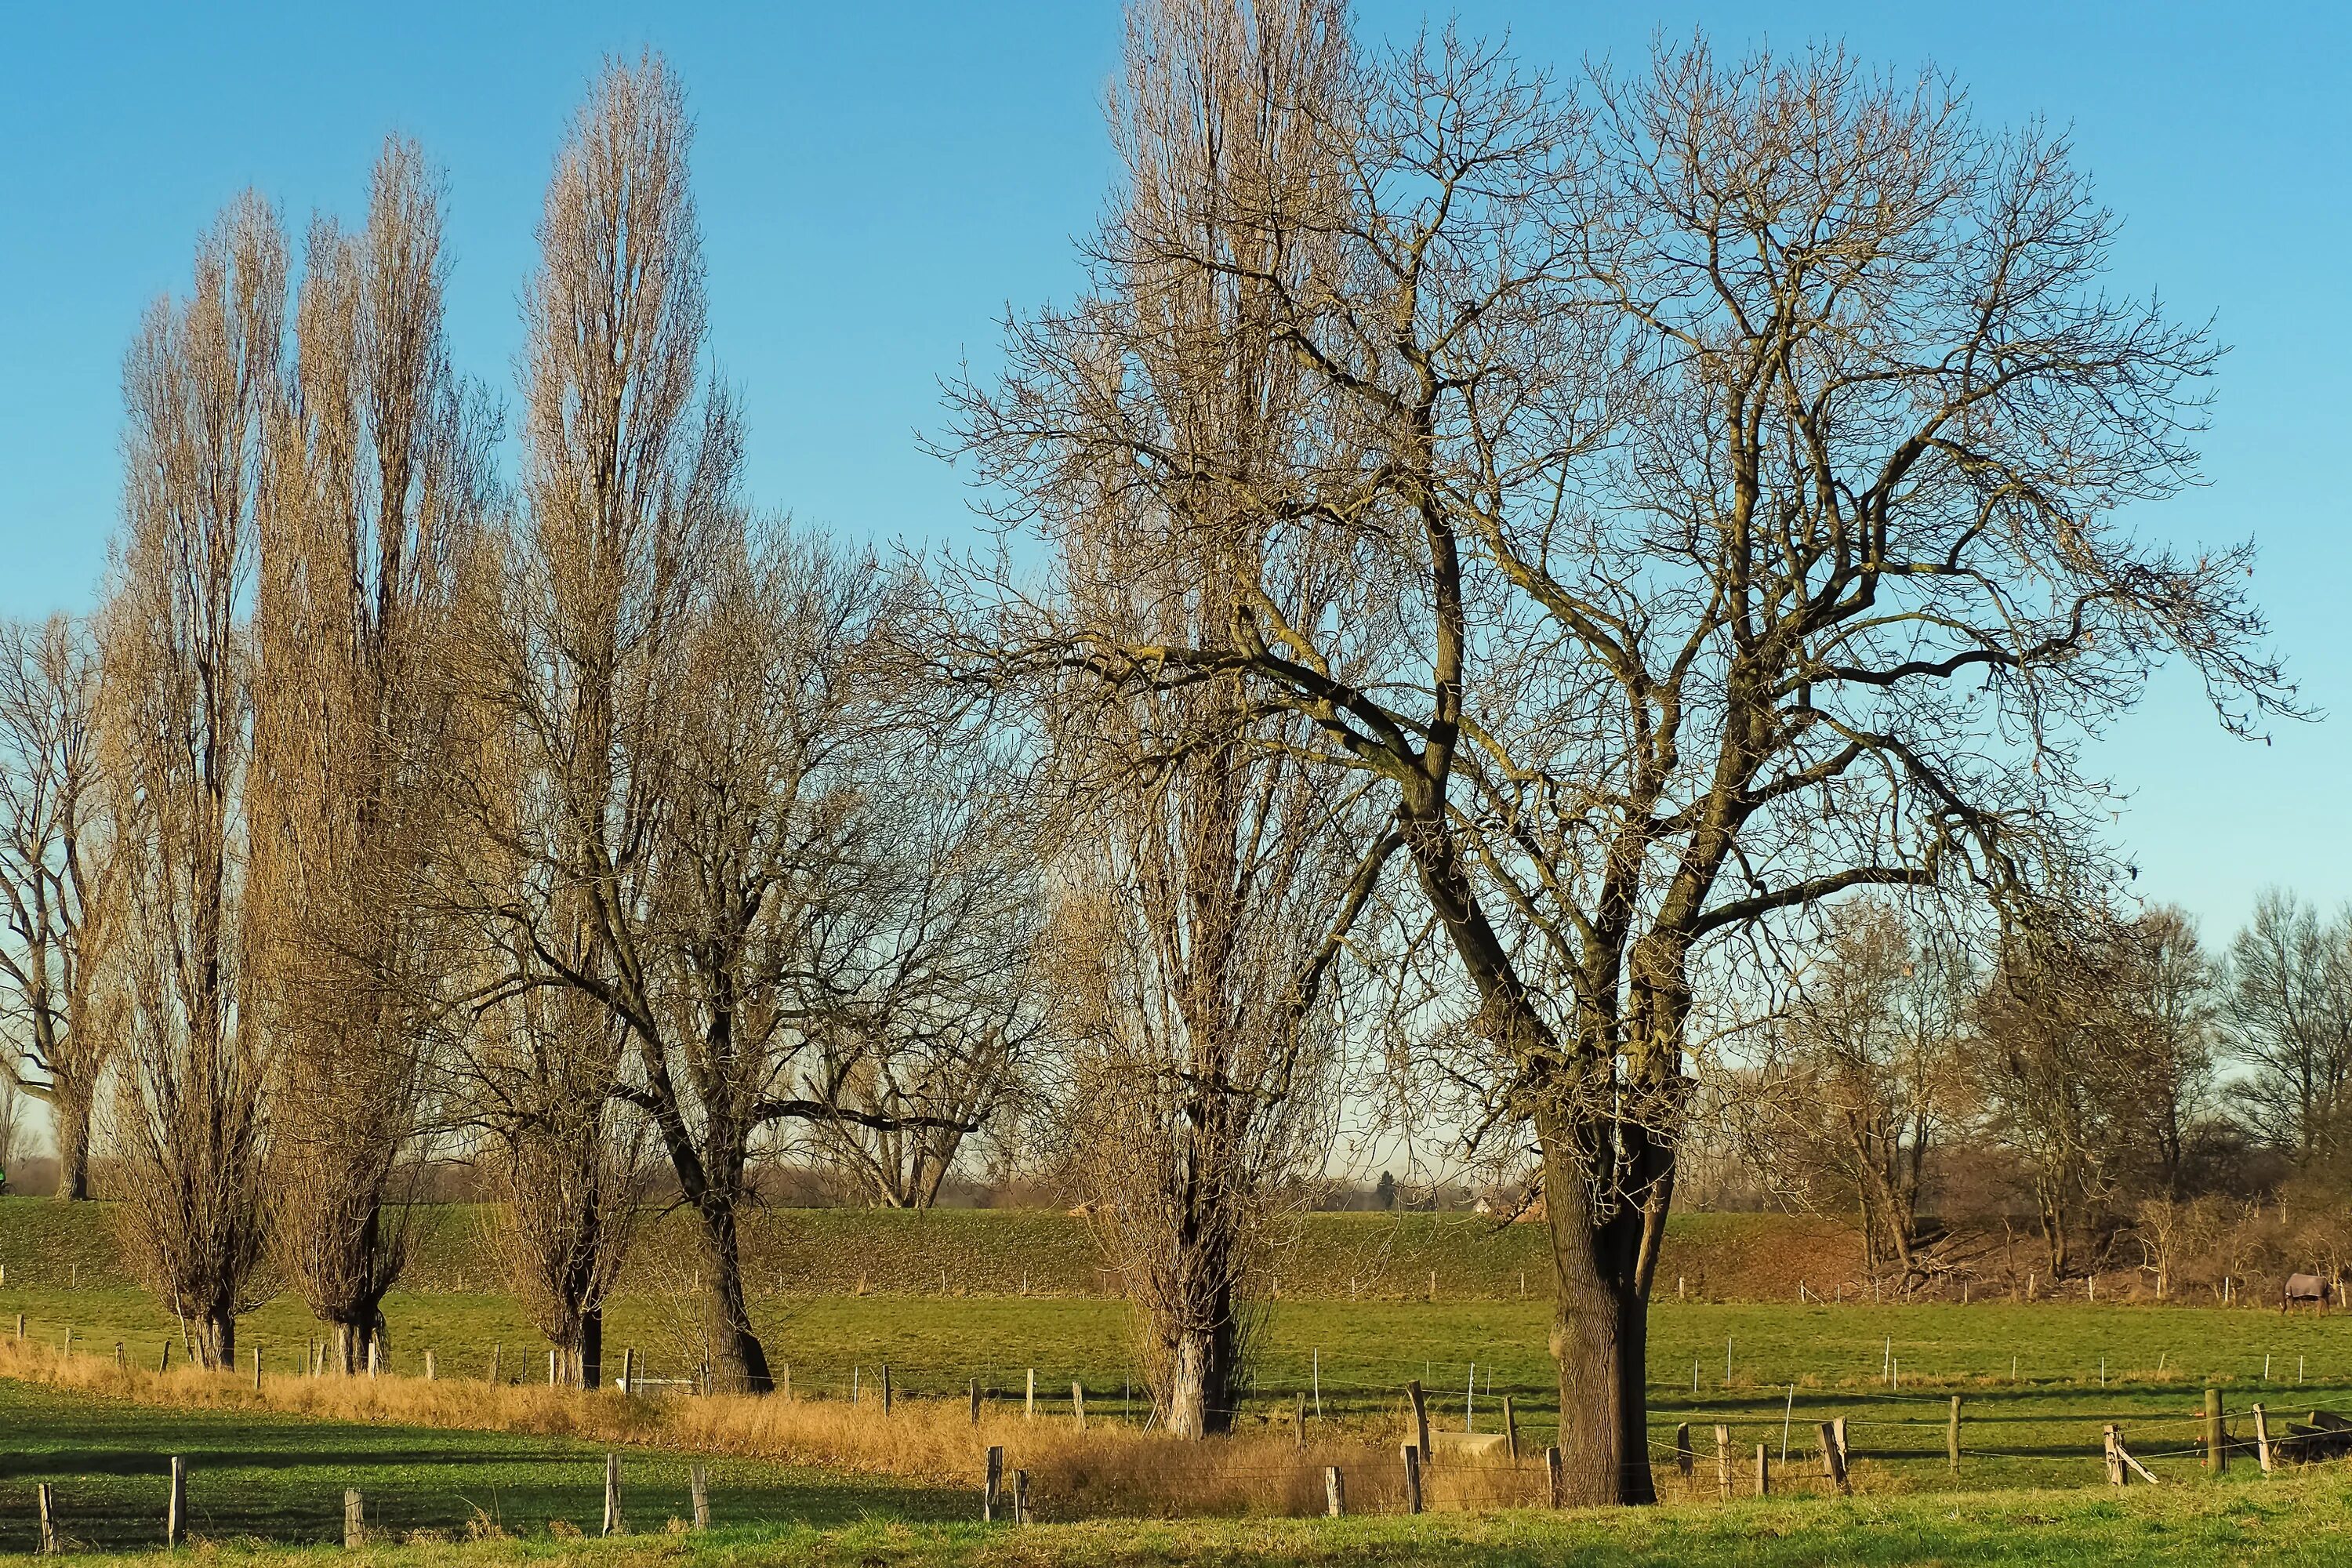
{"left": 0, "top": 615, "right": 120, "bottom": 1200}
{"left": 105, "top": 192, "right": 286, "bottom": 1368}
{"left": 251, "top": 136, "right": 493, "bottom": 1370}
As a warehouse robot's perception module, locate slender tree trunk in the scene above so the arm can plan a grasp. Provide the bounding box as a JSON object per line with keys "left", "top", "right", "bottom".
{"left": 52, "top": 1080, "right": 93, "bottom": 1201}
{"left": 696, "top": 1200, "right": 771, "bottom": 1393}
{"left": 581, "top": 1306, "right": 602, "bottom": 1390}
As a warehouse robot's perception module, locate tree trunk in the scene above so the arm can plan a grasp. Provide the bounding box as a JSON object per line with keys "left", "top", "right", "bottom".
{"left": 199, "top": 1306, "right": 235, "bottom": 1371}
{"left": 696, "top": 1201, "right": 772, "bottom": 1393}
{"left": 1543, "top": 1127, "right": 1657, "bottom": 1506}
{"left": 1164, "top": 1279, "right": 1239, "bottom": 1439}
{"left": 51, "top": 1077, "right": 93, "bottom": 1202}
{"left": 580, "top": 1306, "right": 602, "bottom": 1390}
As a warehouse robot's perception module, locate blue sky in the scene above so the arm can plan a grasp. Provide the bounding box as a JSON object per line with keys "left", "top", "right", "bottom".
{"left": 1, "top": 2, "right": 2343, "bottom": 944}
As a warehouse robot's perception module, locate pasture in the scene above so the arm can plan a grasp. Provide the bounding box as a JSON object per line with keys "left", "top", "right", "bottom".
{"left": 4, "top": 1203, "right": 2352, "bottom": 1504}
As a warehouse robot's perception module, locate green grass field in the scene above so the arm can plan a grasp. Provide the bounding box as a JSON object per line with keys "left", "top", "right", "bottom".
{"left": 8, "top": 1196, "right": 2352, "bottom": 1560}
{"left": 0, "top": 1377, "right": 955, "bottom": 1552}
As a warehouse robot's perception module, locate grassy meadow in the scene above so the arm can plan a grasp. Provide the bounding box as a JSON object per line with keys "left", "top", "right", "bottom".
{"left": 7, "top": 1196, "right": 2352, "bottom": 1559}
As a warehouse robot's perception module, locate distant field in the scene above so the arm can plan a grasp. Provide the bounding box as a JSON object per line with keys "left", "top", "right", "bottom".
{"left": 0, "top": 1196, "right": 1862, "bottom": 1301}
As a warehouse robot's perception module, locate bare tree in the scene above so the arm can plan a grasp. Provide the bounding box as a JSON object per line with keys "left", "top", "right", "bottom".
{"left": 801, "top": 750, "right": 1047, "bottom": 1210}
{"left": 1976, "top": 929, "right": 2142, "bottom": 1277}
{"left": 471, "top": 946, "right": 649, "bottom": 1387}
{"left": 451, "top": 56, "right": 1035, "bottom": 1392}
{"left": 2220, "top": 890, "right": 2352, "bottom": 1162}
{"left": 2109, "top": 906, "right": 2220, "bottom": 1195}
{"left": 105, "top": 194, "right": 285, "bottom": 1367}
{"left": 0, "top": 1058, "right": 21, "bottom": 1183}
{"left": 0, "top": 615, "right": 122, "bottom": 1199}
{"left": 953, "top": 28, "right": 2289, "bottom": 1500}
{"left": 1748, "top": 899, "right": 1974, "bottom": 1278}
{"left": 250, "top": 138, "right": 492, "bottom": 1373}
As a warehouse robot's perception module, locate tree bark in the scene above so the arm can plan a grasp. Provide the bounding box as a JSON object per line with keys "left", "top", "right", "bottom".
{"left": 52, "top": 1079, "right": 93, "bottom": 1201}
{"left": 199, "top": 1306, "right": 235, "bottom": 1371}
{"left": 1543, "top": 1126, "right": 1659, "bottom": 1506}
{"left": 696, "top": 1201, "right": 771, "bottom": 1393}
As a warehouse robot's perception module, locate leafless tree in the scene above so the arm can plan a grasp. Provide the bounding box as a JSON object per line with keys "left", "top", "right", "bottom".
{"left": 951, "top": 27, "right": 2290, "bottom": 1500}
{"left": 2107, "top": 906, "right": 2220, "bottom": 1195}
{"left": 801, "top": 749, "right": 1049, "bottom": 1210}
{"left": 448, "top": 56, "right": 1039, "bottom": 1392}
{"left": 104, "top": 194, "right": 285, "bottom": 1367}
{"left": 0, "top": 1058, "right": 22, "bottom": 1181}
{"left": 950, "top": 0, "right": 1379, "bottom": 1439}
{"left": 470, "top": 941, "right": 650, "bottom": 1387}
{"left": 0, "top": 615, "right": 122, "bottom": 1199}
{"left": 2220, "top": 890, "right": 2352, "bottom": 1162}
{"left": 1745, "top": 898, "right": 1974, "bottom": 1277}
{"left": 249, "top": 138, "right": 493, "bottom": 1374}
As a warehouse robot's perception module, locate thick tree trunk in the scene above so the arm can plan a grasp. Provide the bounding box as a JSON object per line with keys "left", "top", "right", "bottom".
{"left": 697, "top": 1201, "right": 772, "bottom": 1393}
{"left": 581, "top": 1306, "right": 602, "bottom": 1389}
{"left": 198, "top": 1306, "right": 235, "bottom": 1371}
{"left": 1163, "top": 1279, "right": 1239, "bottom": 1439}
{"left": 1543, "top": 1128, "right": 1658, "bottom": 1506}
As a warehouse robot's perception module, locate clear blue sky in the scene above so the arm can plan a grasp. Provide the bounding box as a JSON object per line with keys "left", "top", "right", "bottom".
{"left": 2, "top": 2, "right": 2343, "bottom": 944}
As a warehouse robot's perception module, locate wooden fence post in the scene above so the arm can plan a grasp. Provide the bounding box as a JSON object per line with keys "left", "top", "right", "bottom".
{"left": 2255, "top": 1403, "right": 2275, "bottom": 1474}
{"left": 1294, "top": 1392, "right": 1308, "bottom": 1450}
{"left": 1715, "top": 1425, "right": 1733, "bottom": 1501}
{"left": 367, "top": 1339, "right": 380, "bottom": 1379}
{"left": 2103, "top": 1424, "right": 2125, "bottom": 1486}
{"left": 1406, "top": 1380, "right": 1432, "bottom": 1468}
{"left": 601, "top": 1453, "right": 623, "bottom": 1537}
{"left": 984, "top": 1446, "right": 1004, "bottom": 1520}
{"left": 1545, "top": 1446, "right": 1563, "bottom": 1508}
{"left": 1400, "top": 1443, "right": 1423, "bottom": 1514}
{"left": 1013, "top": 1469, "right": 1031, "bottom": 1525}
{"left": 1324, "top": 1465, "right": 1345, "bottom": 1516}
{"left": 881, "top": 1364, "right": 893, "bottom": 1416}
{"left": 343, "top": 1489, "right": 363, "bottom": 1548}
{"left": 1675, "top": 1421, "right": 1693, "bottom": 1479}
{"left": 1817, "top": 1421, "right": 1850, "bottom": 1495}
{"left": 488, "top": 1342, "right": 501, "bottom": 1385}
{"left": 2205, "top": 1388, "right": 2226, "bottom": 1473}
{"left": 166, "top": 1456, "right": 187, "bottom": 1548}
{"left": 114, "top": 1342, "right": 123, "bottom": 1370}
{"left": 1071, "top": 1381, "right": 1085, "bottom": 1431}
{"left": 1755, "top": 1443, "right": 1769, "bottom": 1497}
{"left": 37, "top": 1482, "right": 57, "bottom": 1555}
{"left": 616, "top": 1348, "right": 630, "bottom": 1395}
{"left": 1948, "top": 1396, "right": 1962, "bottom": 1473}
{"left": 252, "top": 1347, "right": 263, "bottom": 1391}
{"left": 1832, "top": 1416, "right": 1848, "bottom": 1471}
{"left": 1025, "top": 1368, "right": 1036, "bottom": 1420}
{"left": 971, "top": 1379, "right": 982, "bottom": 1425}
{"left": 691, "top": 1465, "right": 711, "bottom": 1530}
{"left": 1503, "top": 1396, "right": 1519, "bottom": 1462}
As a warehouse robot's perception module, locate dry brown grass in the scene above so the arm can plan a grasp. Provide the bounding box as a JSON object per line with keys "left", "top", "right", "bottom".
{"left": 0, "top": 1337, "right": 1544, "bottom": 1519}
